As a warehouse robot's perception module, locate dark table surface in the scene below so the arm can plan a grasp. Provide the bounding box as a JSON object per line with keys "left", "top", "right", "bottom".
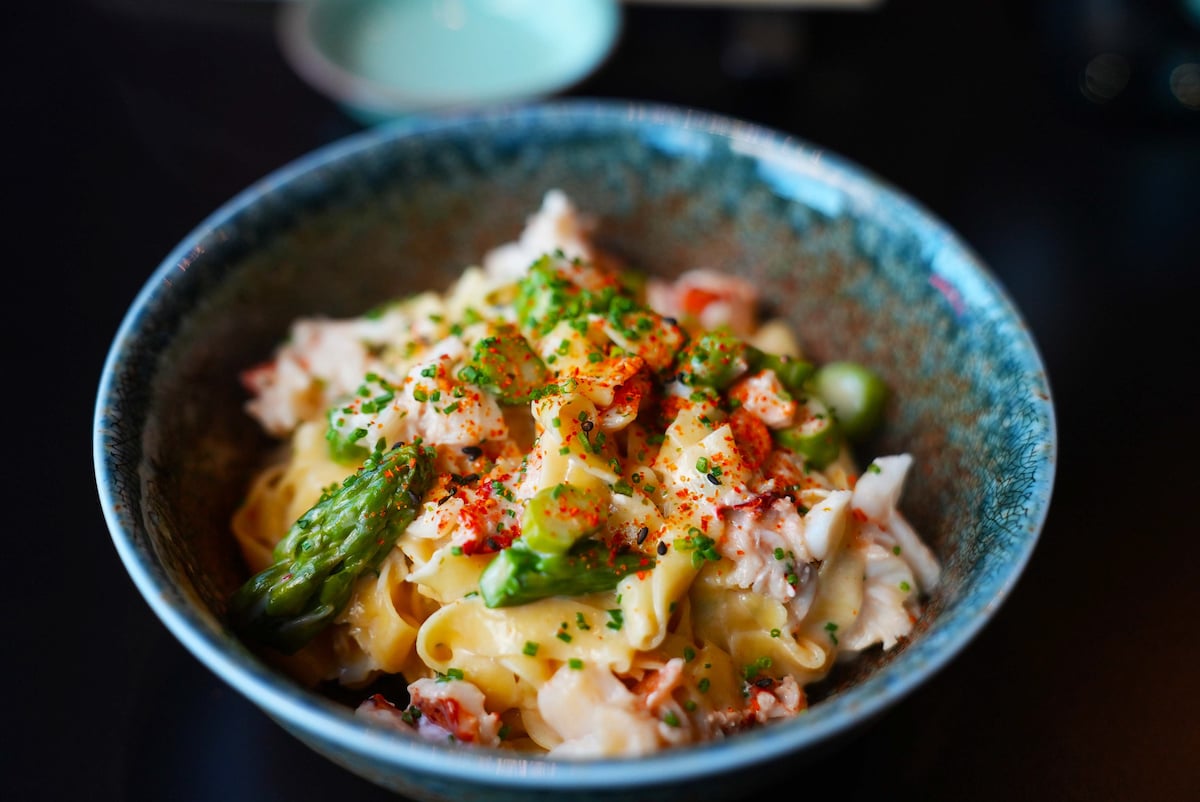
{"left": 14, "top": 1, "right": 1200, "bottom": 799}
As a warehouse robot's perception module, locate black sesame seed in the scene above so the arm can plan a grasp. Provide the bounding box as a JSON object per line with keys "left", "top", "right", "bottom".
{"left": 657, "top": 540, "right": 668, "bottom": 556}
{"left": 636, "top": 526, "right": 650, "bottom": 545}
{"left": 581, "top": 420, "right": 594, "bottom": 432}
{"left": 663, "top": 317, "right": 678, "bottom": 326}
{"left": 461, "top": 445, "right": 483, "bottom": 459}
{"left": 755, "top": 677, "right": 774, "bottom": 688}
{"left": 485, "top": 537, "right": 500, "bottom": 551}
{"left": 706, "top": 472, "right": 721, "bottom": 486}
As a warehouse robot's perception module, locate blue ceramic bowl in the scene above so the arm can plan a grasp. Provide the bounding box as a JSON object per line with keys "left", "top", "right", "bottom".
{"left": 94, "top": 101, "right": 1055, "bottom": 801}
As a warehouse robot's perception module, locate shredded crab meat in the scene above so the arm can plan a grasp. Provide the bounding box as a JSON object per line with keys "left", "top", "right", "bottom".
{"left": 242, "top": 318, "right": 381, "bottom": 436}
{"left": 328, "top": 339, "right": 509, "bottom": 453}
{"left": 703, "top": 676, "right": 807, "bottom": 735}
{"left": 721, "top": 498, "right": 814, "bottom": 603}
{"left": 633, "top": 657, "right": 687, "bottom": 712}
{"left": 537, "top": 663, "right": 667, "bottom": 757}
{"left": 646, "top": 268, "right": 759, "bottom": 336}
{"left": 851, "top": 455, "right": 940, "bottom": 591}
{"left": 728, "top": 370, "right": 797, "bottom": 429}
{"left": 839, "top": 541, "right": 918, "bottom": 652}
{"left": 355, "top": 677, "right": 503, "bottom": 746}
{"left": 483, "top": 189, "right": 594, "bottom": 282}
{"left": 748, "top": 676, "right": 806, "bottom": 724}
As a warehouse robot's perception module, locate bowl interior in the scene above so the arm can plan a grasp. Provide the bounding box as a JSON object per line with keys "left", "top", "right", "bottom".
{"left": 96, "top": 103, "right": 1054, "bottom": 796}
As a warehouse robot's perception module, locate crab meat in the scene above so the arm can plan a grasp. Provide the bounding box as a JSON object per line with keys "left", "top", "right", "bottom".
{"left": 646, "top": 269, "right": 759, "bottom": 336}
{"left": 727, "top": 407, "right": 773, "bottom": 468}
{"left": 728, "top": 370, "right": 797, "bottom": 430}
{"left": 483, "top": 190, "right": 594, "bottom": 282}
{"left": 721, "top": 497, "right": 813, "bottom": 603}
{"left": 242, "top": 318, "right": 380, "bottom": 436}
{"left": 851, "top": 454, "right": 939, "bottom": 591}
{"left": 355, "top": 679, "right": 502, "bottom": 747}
{"left": 537, "top": 663, "right": 666, "bottom": 758}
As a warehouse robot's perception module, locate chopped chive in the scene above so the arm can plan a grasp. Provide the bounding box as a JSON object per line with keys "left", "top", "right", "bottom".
{"left": 606, "top": 609, "right": 624, "bottom": 631}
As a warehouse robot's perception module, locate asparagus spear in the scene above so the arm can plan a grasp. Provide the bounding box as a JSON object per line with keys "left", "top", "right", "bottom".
{"left": 229, "top": 442, "right": 436, "bottom": 652}
{"left": 479, "top": 539, "right": 655, "bottom": 608}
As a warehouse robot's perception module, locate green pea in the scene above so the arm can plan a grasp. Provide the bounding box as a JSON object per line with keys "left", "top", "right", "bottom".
{"left": 812, "top": 361, "right": 888, "bottom": 441}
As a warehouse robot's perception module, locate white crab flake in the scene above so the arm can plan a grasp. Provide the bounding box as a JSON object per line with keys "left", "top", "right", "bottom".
{"left": 721, "top": 498, "right": 812, "bottom": 603}
{"left": 407, "top": 677, "right": 502, "bottom": 746}
{"left": 483, "top": 190, "right": 593, "bottom": 281}
{"left": 329, "top": 338, "right": 508, "bottom": 453}
{"left": 730, "top": 369, "right": 797, "bottom": 429}
{"left": 840, "top": 541, "right": 918, "bottom": 651}
{"left": 750, "top": 676, "right": 805, "bottom": 723}
{"left": 537, "top": 663, "right": 665, "bottom": 758}
{"left": 242, "top": 317, "right": 381, "bottom": 435}
{"left": 646, "top": 268, "right": 759, "bottom": 336}
{"left": 852, "top": 455, "right": 940, "bottom": 591}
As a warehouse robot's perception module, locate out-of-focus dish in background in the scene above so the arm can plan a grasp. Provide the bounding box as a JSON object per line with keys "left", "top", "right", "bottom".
{"left": 277, "top": 0, "right": 622, "bottom": 123}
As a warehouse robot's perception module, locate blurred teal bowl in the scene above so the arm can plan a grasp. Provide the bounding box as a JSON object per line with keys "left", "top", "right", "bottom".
{"left": 94, "top": 101, "right": 1055, "bottom": 801}
{"left": 278, "top": 0, "right": 621, "bottom": 124}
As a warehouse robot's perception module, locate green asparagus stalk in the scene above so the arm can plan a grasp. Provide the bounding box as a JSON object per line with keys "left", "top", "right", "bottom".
{"left": 229, "top": 442, "right": 436, "bottom": 653}
{"left": 479, "top": 539, "right": 655, "bottom": 608}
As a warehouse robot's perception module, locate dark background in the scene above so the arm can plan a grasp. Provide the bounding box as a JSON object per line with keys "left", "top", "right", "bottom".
{"left": 12, "top": 0, "right": 1199, "bottom": 799}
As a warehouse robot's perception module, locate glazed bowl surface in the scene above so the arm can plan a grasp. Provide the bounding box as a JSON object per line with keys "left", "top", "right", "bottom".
{"left": 94, "top": 101, "right": 1055, "bottom": 802}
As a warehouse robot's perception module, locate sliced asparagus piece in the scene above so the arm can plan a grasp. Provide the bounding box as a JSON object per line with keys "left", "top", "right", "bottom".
{"left": 229, "top": 442, "right": 436, "bottom": 652}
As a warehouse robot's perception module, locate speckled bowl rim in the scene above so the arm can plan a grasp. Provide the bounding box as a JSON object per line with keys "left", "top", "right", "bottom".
{"left": 95, "top": 100, "right": 1056, "bottom": 791}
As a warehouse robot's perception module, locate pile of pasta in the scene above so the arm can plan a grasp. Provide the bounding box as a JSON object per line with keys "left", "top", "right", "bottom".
{"left": 233, "top": 191, "right": 939, "bottom": 757}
